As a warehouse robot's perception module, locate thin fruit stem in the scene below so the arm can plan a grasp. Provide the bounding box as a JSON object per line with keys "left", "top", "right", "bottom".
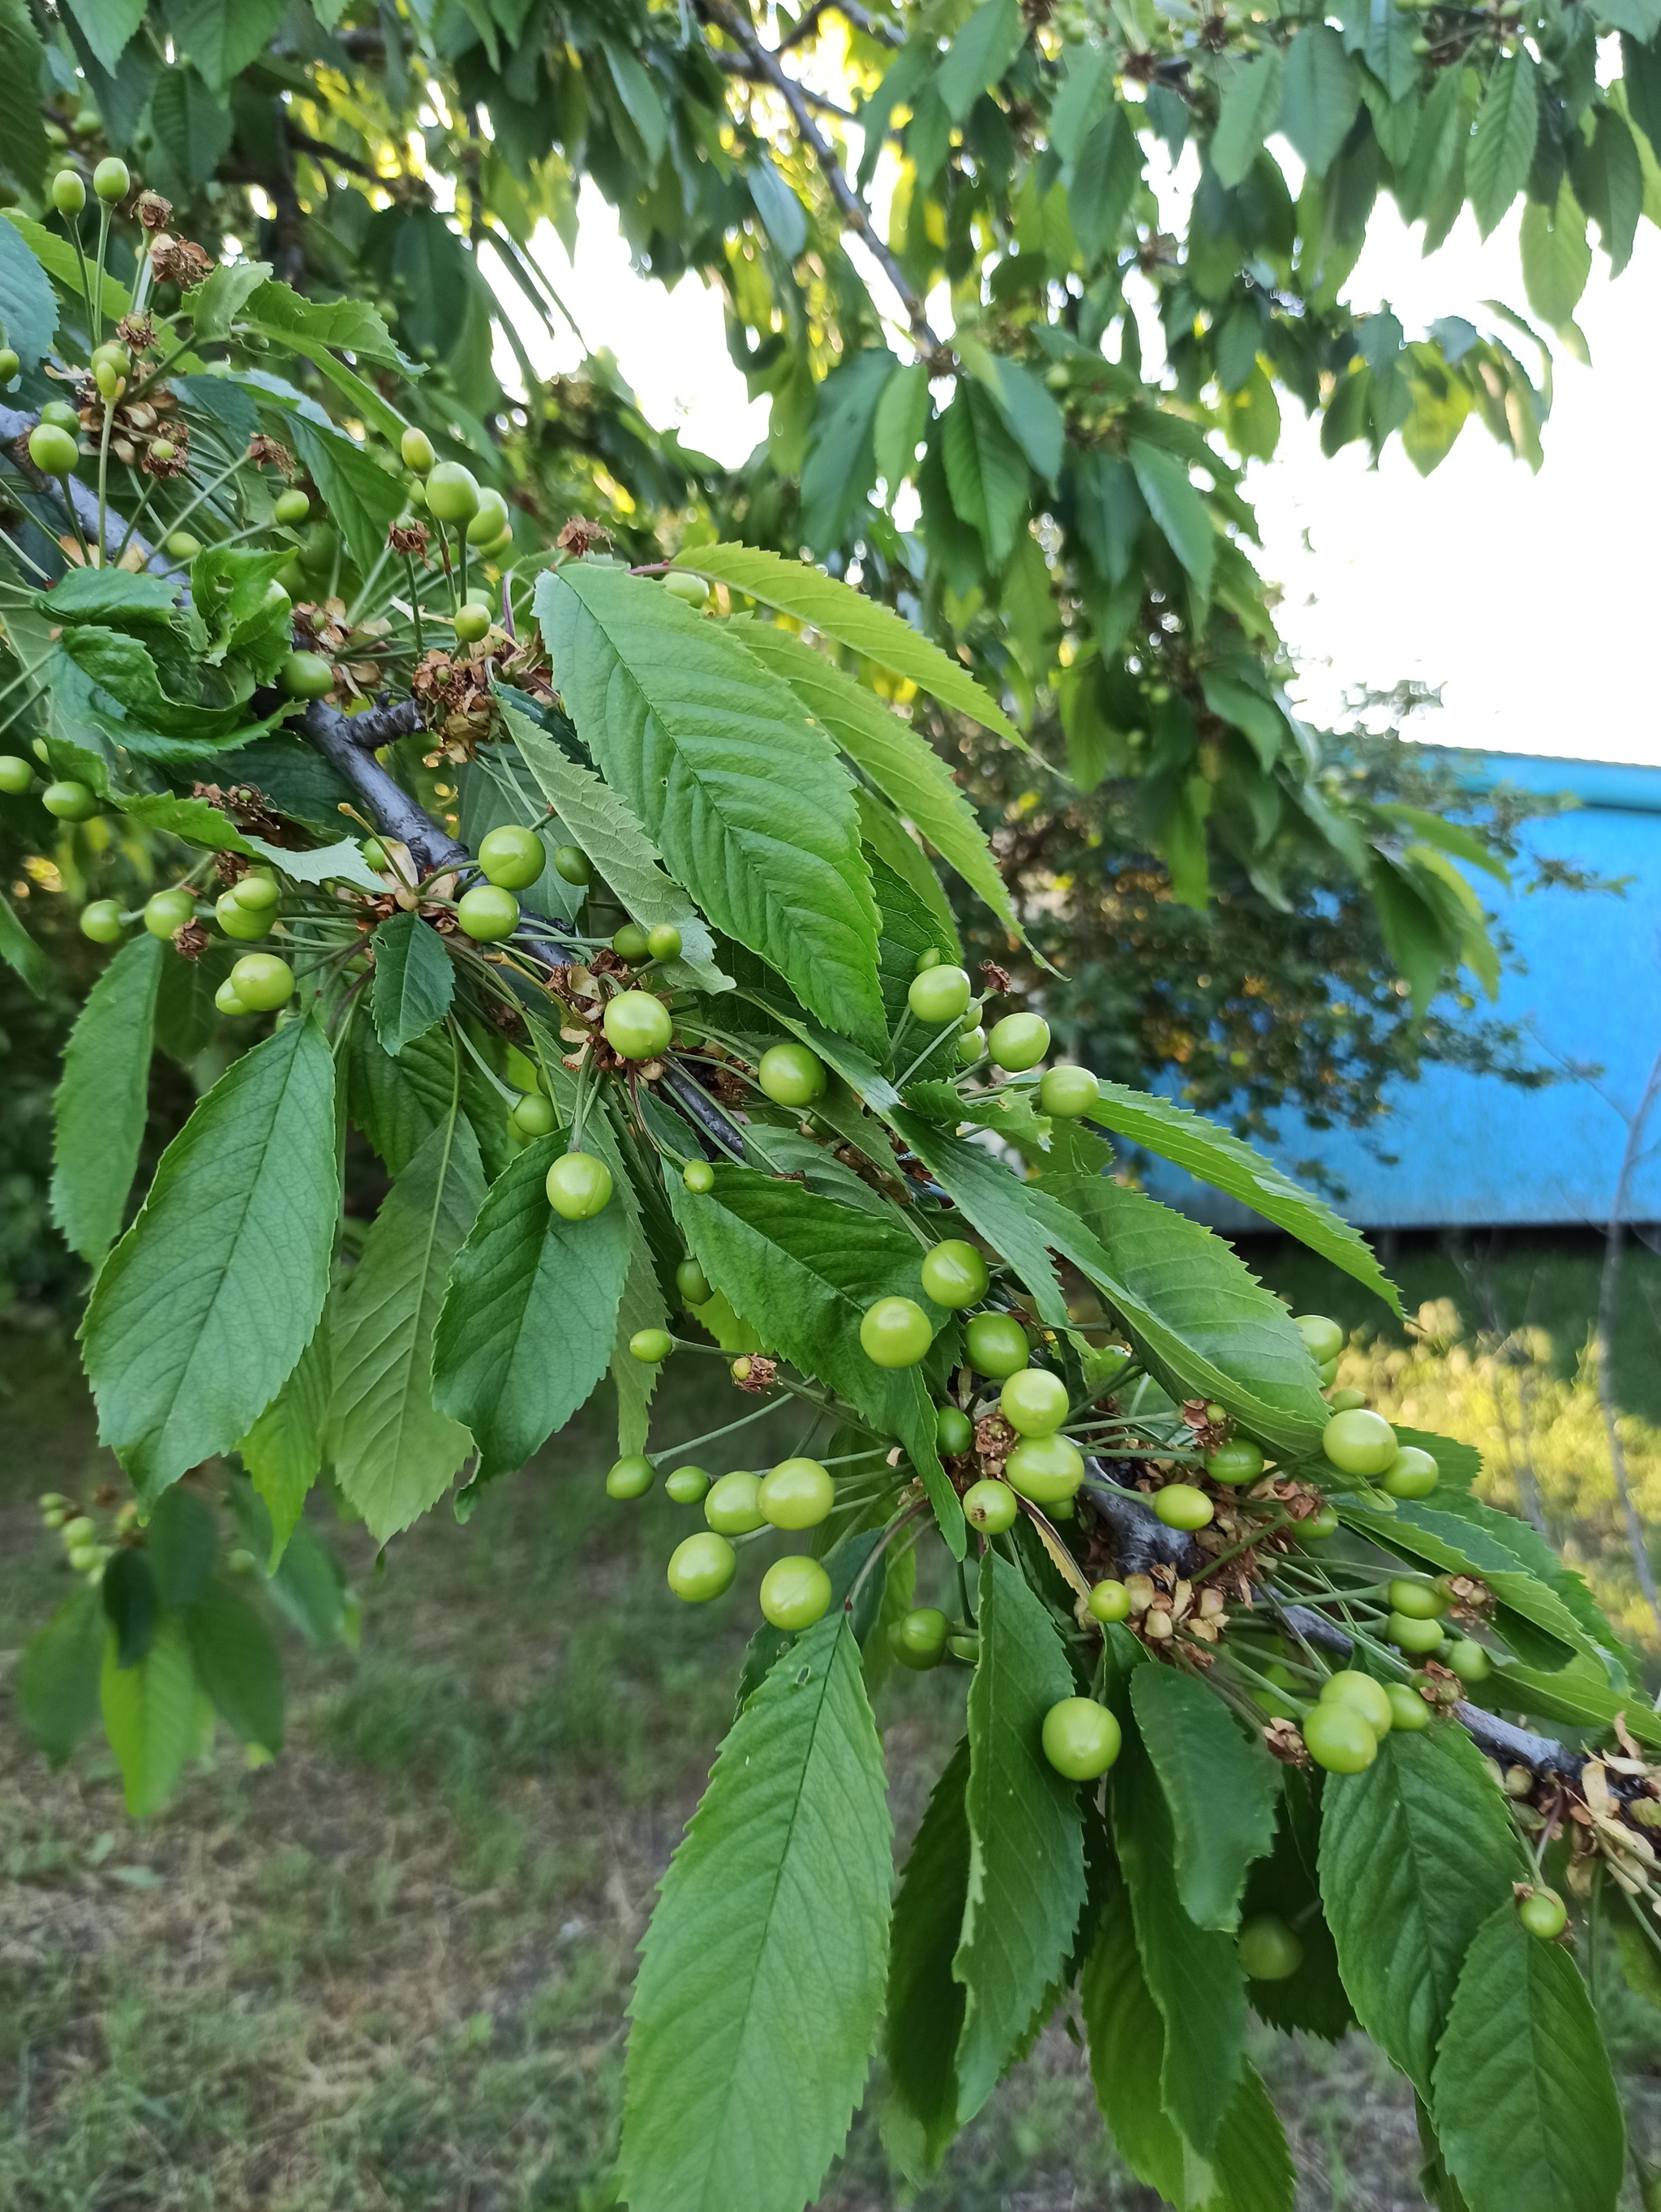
{"left": 93, "top": 205, "right": 110, "bottom": 339}
{"left": 156, "top": 453, "right": 251, "bottom": 548}
{"left": 1191, "top": 1514, "right": 1295, "bottom": 1584}
{"left": 647, "top": 1394, "right": 788, "bottom": 1465}
{"left": 844, "top": 1499, "right": 929, "bottom": 1615}
{"left": 96, "top": 397, "right": 116, "bottom": 564}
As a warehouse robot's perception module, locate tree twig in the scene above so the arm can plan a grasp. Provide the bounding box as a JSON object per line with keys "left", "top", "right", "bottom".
{"left": 296, "top": 697, "right": 753, "bottom": 1160}
{"left": 778, "top": 1, "right": 903, "bottom": 50}
{"left": 695, "top": 0, "right": 945, "bottom": 358}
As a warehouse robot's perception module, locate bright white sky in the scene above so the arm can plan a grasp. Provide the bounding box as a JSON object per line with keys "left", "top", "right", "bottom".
{"left": 500, "top": 135, "right": 1661, "bottom": 769}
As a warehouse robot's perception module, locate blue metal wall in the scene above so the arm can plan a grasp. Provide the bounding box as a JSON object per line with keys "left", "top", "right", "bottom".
{"left": 1149, "top": 752, "right": 1661, "bottom": 1232}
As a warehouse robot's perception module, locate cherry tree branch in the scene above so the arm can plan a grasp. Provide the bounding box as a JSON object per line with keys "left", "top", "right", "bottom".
{"left": 297, "top": 697, "right": 753, "bottom": 1159}
{"left": 1086, "top": 1459, "right": 1590, "bottom": 1785}
{"left": 695, "top": 0, "right": 945, "bottom": 358}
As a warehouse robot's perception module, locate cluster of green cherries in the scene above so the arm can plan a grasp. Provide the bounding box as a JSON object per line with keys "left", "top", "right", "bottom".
{"left": 66, "top": 860, "right": 294, "bottom": 1016}
{"left": 36, "top": 1490, "right": 123, "bottom": 1578}
{"left": 607, "top": 1430, "right": 845, "bottom": 1635}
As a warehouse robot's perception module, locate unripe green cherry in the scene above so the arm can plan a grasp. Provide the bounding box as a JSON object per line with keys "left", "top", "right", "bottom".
{"left": 1088, "top": 1578, "right": 1132, "bottom": 1623}
{"left": 93, "top": 156, "right": 130, "bottom": 202}
{"left": 1388, "top": 1575, "right": 1449, "bottom": 1621}
{"left": 39, "top": 399, "right": 79, "bottom": 432}
{"left": 1000, "top": 1366, "right": 1069, "bottom": 1437}
{"left": 214, "top": 980, "right": 249, "bottom": 1017}
{"left": 0, "top": 754, "right": 31, "bottom": 794}
{"left": 424, "top": 461, "right": 480, "bottom": 522}
{"left": 987, "top": 1012, "right": 1049, "bottom": 1070}
{"left": 759, "top": 1554, "right": 832, "bottom": 1632}
{"left": 1039, "top": 1065, "right": 1098, "bottom": 1118}
{"left": 457, "top": 884, "right": 519, "bottom": 941}
{"left": 553, "top": 845, "right": 590, "bottom": 886}
{"left": 665, "top": 1464, "right": 710, "bottom": 1505}
{"left": 167, "top": 530, "right": 202, "bottom": 562}
{"left": 1301, "top": 1503, "right": 1340, "bottom": 1539}
{"left": 42, "top": 778, "right": 97, "bottom": 819}
{"left": 478, "top": 823, "right": 544, "bottom": 890}
{"left": 1041, "top": 1697, "right": 1122, "bottom": 1781}
{"left": 1327, "top": 1387, "right": 1367, "bottom": 1412}
{"left": 273, "top": 488, "right": 311, "bottom": 526}
{"left": 759, "top": 1457, "right": 835, "bottom": 1529}
{"left": 232, "top": 870, "right": 280, "bottom": 912}
{"left": 860, "top": 1295, "right": 933, "bottom": 1368}
{"left": 0, "top": 348, "right": 18, "bottom": 384}
{"left": 1321, "top": 1406, "right": 1397, "bottom": 1478}
{"left": 466, "top": 489, "right": 509, "bottom": 546}
{"left": 510, "top": 1091, "right": 556, "bottom": 1138}
{"left": 1385, "top": 1682, "right": 1431, "bottom": 1732}
{"left": 908, "top": 962, "right": 972, "bottom": 1024}
{"left": 1320, "top": 1670, "right": 1393, "bottom": 1736}
{"left": 546, "top": 1150, "right": 613, "bottom": 1220}
{"left": 920, "top": 1238, "right": 989, "bottom": 1310}
{"left": 1153, "top": 1482, "right": 1213, "bottom": 1530}
{"left": 79, "top": 898, "right": 123, "bottom": 942}
{"left": 965, "top": 1310, "right": 1028, "bottom": 1378}
{"left": 229, "top": 954, "right": 294, "bottom": 1010}
{"left": 758, "top": 1041, "right": 827, "bottom": 1106}
{"left": 705, "top": 1469, "right": 765, "bottom": 1535}
{"left": 1302, "top": 1700, "right": 1379, "bottom": 1774}
{"left": 1238, "top": 1914, "right": 1303, "bottom": 1982}
{"left": 144, "top": 886, "right": 195, "bottom": 937}
{"left": 1446, "top": 1636, "right": 1491, "bottom": 1683}
{"left": 401, "top": 426, "right": 436, "bottom": 474}
{"left": 51, "top": 168, "right": 86, "bottom": 214}
{"left": 1387, "top": 1610, "right": 1446, "bottom": 1655}
{"left": 1518, "top": 1887, "right": 1568, "bottom": 1940}
{"left": 964, "top": 1478, "right": 1019, "bottom": 1533}
{"left": 453, "top": 603, "right": 491, "bottom": 645}
{"left": 1006, "top": 1433, "right": 1085, "bottom": 1505}
{"left": 629, "top": 1328, "right": 673, "bottom": 1364}
{"left": 281, "top": 651, "right": 335, "bottom": 700}
{"left": 1208, "top": 1439, "right": 1265, "bottom": 1486}
{"left": 936, "top": 1404, "right": 974, "bottom": 1456}
{"left": 663, "top": 569, "right": 709, "bottom": 607}
{"left": 957, "top": 1026, "right": 986, "bottom": 1065}
{"left": 611, "top": 923, "right": 651, "bottom": 961}
{"left": 667, "top": 1530, "right": 736, "bottom": 1602}
{"left": 215, "top": 890, "right": 268, "bottom": 941}
{"left": 646, "top": 923, "right": 682, "bottom": 962}
{"left": 606, "top": 1454, "right": 654, "bottom": 1499}
{"left": 1295, "top": 1313, "right": 1344, "bottom": 1364}
{"left": 1382, "top": 1445, "right": 1440, "bottom": 1499}
{"left": 891, "top": 1606, "right": 950, "bottom": 1670}
{"left": 683, "top": 1158, "right": 715, "bottom": 1194}
{"left": 29, "top": 422, "right": 79, "bottom": 476}
{"left": 676, "top": 1258, "right": 711, "bottom": 1306}
{"left": 603, "top": 989, "right": 673, "bottom": 1060}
